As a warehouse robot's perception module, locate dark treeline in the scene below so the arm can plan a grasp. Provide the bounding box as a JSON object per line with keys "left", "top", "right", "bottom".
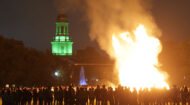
{"left": 76, "top": 46, "right": 112, "bottom": 64}
{"left": 0, "top": 35, "right": 72, "bottom": 86}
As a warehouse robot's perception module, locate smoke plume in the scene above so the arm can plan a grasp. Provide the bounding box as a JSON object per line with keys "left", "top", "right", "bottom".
{"left": 55, "top": 0, "right": 161, "bottom": 57}
{"left": 84, "top": 0, "right": 161, "bottom": 57}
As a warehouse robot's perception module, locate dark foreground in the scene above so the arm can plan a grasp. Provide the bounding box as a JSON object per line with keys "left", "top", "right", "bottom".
{"left": 1, "top": 85, "right": 190, "bottom": 105}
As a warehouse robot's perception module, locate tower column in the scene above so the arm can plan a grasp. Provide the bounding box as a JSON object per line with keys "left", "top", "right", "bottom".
{"left": 64, "top": 23, "right": 66, "bottom": 35}
{"left": 67, "top": 23, "right": 69, "bottom": 35}
{"left": 59, "top": 25, "right": 62, "bottom": 35}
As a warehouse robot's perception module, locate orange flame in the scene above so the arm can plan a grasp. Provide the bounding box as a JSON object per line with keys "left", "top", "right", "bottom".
{"left": 112, "top": 24, "right": 169, "bottom": 91}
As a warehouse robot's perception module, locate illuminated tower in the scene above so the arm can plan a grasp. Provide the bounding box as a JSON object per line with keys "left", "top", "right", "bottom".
{"left": 51, "top": 14, "right": 73, "bottom": 56}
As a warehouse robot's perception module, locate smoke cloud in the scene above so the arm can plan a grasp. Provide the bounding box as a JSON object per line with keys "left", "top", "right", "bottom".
{"left": 85, "top": 0, "right": 161, "bottom": 57}
{"left": 55, "top": 0, "right": 161, "bottom": 57}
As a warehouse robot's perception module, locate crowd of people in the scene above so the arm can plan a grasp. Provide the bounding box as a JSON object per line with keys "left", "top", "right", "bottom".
{"left": 0, "top": 85, "right": 190, "bottom": 105}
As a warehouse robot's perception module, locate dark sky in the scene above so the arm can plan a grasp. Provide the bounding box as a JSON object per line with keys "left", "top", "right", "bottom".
{"left": 0, "top": 0, "right": 190, "bottom": 51}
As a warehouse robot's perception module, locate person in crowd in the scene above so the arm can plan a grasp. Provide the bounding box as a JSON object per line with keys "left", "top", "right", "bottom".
{"left": 33, "top": 88, "right": 38, "bottom": 105}
{"left": 100, "top": 85, "right": 108, "bottom": 105}
{"left": 89, "top": 87, "right": 95, "bottom": 105}
{"left": 107, "top": 87, "right": 114, "bottom": 105}
{"left": 58, "top": 86, "right": 64, "bottom": 105}
{"left": 54, "top": 87, "right": 59, "bottom": 105}
{"left": 38, "top": 88, "right": 44, "bottom": 105}
{"left": 95, "top": 85, "right": 101, "bottom": 105}
{"left": 170, "top": 85, "right": 180, "bottom": 105}
{"left": 67, "top": 85, "right": 75, "bottom": 105}
{"left": 181, "top": 86, "right": 189, "bottom": 105}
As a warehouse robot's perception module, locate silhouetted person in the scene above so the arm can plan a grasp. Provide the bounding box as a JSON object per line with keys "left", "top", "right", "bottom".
{"left": 58, "top": 86, "right": 64, "bottom": 105}
{"left": 33, "top": 88, "right": 38, "bottom": 105}
{"left": 101, "top": 85, "right": 108, "bottom": 105}
{"left": 75, "top": 87, "right": 80, "bottom": 105}
{"left": 68, "top": 86, "right": 75, "bottom": 105}
{"left": 64, "top": 87, "right": 69, "bottom": 105}
{"left": 28, "top": 89, "right": 32, "bottom": 105}
{"left": 1, "top": 89, "right": 5, "bottom": 105}
{"left": 170, "top": 85, "right": 180, "bottom": 105}
{"left": 16, "top": 87, "right": 22, "bottom": 105}
{"left": 54, "top": 87, "right": 59, "bottom": 105}
{"left": 95, "top": 85, "right": 101, "bottom": 105}
{"left": 22, "top": 88, "right": 28, "bottom": 105}
{"left": 38, "top": 88, "right": 44, "bottom": 105}
{"left": 130, "top": 88, "right": 138, "bottom": 105}
{"left": 89, "top": 87, "right": 95, "bottom": 105}
{"left": 45, "top": 87, "right": 53, "bottom": 105}
{"left": 79, "top": 88, "right": 86, "bottom": 105}
{"left": 107, "top": 87, "right": 114, "bottom": 105}
{"left": 181, "top": 86, "right": 189, "bottom": 105}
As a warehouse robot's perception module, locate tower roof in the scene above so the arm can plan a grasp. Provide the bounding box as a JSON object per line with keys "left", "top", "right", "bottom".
{"left": 56, "top": 14, "right": 68, "bottom": 22}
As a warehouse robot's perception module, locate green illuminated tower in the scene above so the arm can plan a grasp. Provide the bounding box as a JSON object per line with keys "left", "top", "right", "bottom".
{"left": 51, "top": 14, "right": 73, "bottom": 56}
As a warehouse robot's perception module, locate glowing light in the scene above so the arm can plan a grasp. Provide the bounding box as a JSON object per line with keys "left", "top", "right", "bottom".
{"left": 5, "top": 84, "right": 9, "bottom": 88}
{"left": 54, "top": 71, "right": 59, "bottom": 77}
{"left": 51, "top": 87, "right": 54, "bottom": 92}
{"left": 112, "top": 24, "right": 169, "bottom": 91}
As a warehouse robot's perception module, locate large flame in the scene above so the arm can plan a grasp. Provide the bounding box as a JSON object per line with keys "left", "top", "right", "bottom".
{"left": 112, "top": 24, "right": 169, "bottom": 91}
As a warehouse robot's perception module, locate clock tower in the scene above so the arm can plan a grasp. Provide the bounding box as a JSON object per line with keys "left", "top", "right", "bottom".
{"left": 51, "top": 14, "right": 73, "bottom": 56}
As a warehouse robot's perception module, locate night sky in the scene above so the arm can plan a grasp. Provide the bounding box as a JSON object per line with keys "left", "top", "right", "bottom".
{"left": 0, "top": 0, "right": 190, "bottom": 51}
